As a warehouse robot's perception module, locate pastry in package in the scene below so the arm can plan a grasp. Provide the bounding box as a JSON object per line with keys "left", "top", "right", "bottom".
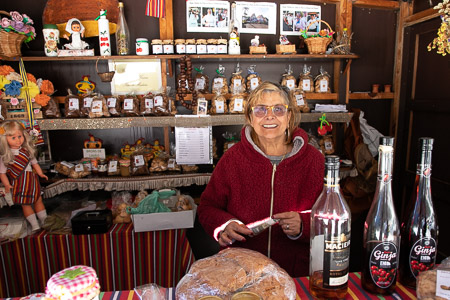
{"left": 212, "top": 65, "right": 229, "bottom": 94}
{"left": 230, "top": 63, "right": 246, "bottom": 94}
{"left": 246, "top": 65, "right": 262, "bottom": 92}
{"left": 194, "top": 66, "right": 209, "bottom": 94}
{"left": 121, "top": 95, "right": 140, "bottom": 116}
{"left": 280, "top": 65, "right": 297, "bottom": 91}
{"left": 298, "top": 64, "right": 313, "bottom": 93}
{"left": 290, "top": 89, "right": 309, "bottom": 113}
{"left": 314, "top": 66, "right": 331, "bottom": 93}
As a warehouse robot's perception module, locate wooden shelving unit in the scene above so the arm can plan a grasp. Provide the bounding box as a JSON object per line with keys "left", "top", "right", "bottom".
{"left": 348, "top": 92, "right": 394, "bottom": 100}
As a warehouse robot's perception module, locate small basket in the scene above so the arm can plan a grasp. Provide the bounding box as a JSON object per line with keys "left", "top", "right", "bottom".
{"left": 304, "top": 20, "right": 333, "bottom": 54}
{"left": 96, "top": 58, "right": 115, "bottom": 82}
{"left": 249, "top": 45, "right": 267, "bottom": 55}
{"left": 0, "top": 11, "right": 27, "bottom": 58}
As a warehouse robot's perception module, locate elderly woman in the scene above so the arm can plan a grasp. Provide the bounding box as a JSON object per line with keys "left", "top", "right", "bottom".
{"left": 198, "top": 81, "right": 324, "bottom": 277}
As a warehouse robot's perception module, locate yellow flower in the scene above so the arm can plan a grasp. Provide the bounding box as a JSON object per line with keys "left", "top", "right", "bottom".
{"left": 0, "top": 75, "right": 11, "bottom": 90}
{"left": 19, "top": 81, "right": 40, "bottom": 99}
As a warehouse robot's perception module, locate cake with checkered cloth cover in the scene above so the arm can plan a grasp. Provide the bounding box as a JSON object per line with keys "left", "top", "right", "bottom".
{"left": 44, "top": 265, "right": 100, "bottom": 300}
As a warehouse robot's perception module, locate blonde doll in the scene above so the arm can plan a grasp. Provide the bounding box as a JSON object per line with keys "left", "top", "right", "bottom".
{"left": 0, "top": 121, "right": 48, "bottom": 232}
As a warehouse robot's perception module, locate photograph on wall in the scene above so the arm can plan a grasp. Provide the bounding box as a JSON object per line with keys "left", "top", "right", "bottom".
{"left": 186, "top": 0, "right": 230, "bottom": 33}
{"left": 235, "top": 2, "right": 277, "bottom": 35}
{"left": 280, "top": 4, "right": 321, "bottom": 36}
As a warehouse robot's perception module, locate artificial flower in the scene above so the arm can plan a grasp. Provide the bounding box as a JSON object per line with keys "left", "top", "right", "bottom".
{"left": 40, "top": 80, "right": 54, "bottom": 95}
{"left": 19, "top": 81, "right": 40, "bottom": 99}
{"left": 0, "top": 75, "right": 11, "bottom": 90}
{"left": 0, "top": 11, "right": 36, "bottom": 43}
{"left": 10, "top": 98, "right": 19, "bottom": 106}
{"left": 4, "top": 80, "right": 22, "bottom": 97}
{"left": 34, "top": 93, "right": 50, "bottom": 106}
{"left": 6, "top": 72, "right": 21, "bottom": 82}
{"left": 428, "top": 0, "right": 450, "bottom": 56}
{"left": 0, "top": 65, "right": 14, "bottom": 76}
{"left": 26, "top": 73, "right": 37, "bottom": 83}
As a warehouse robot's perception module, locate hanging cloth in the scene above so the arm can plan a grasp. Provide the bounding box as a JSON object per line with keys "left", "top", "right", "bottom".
{"left": 146, "top": 0, "right": 166, "bottom": 18}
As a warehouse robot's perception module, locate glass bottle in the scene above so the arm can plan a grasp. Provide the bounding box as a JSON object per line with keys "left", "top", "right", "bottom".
{"left": 116, "top": 2, "right": 130, "bottom": 55}
{"left": 361, "top": 137, "right": 400, "bottom": 294}
{"left": 310, "top": 155, "right": 351, "bottom": 299}
{"left": 399, "top": 137, "right": 438, "bottom": 288}
{"left": 228, "top": 3, "right": 240, "bottom": 55}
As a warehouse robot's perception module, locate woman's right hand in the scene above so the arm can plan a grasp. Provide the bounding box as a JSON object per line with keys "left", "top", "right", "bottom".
{"left": 4, "top": 185, "right": 12, "bottom": 193}
{"left": 218, "top": 221, "right": 253, "bottom": 247}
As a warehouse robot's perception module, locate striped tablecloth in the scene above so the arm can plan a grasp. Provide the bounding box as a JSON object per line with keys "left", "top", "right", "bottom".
{"left": 0, "top": 273, "right": 418, "bottom": 300}
{"left": 0, "top": 224, "right": 193, "bottom": 298}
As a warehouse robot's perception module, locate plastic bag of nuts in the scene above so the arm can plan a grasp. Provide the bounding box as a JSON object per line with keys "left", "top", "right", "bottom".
{"left": 223, "top": 132, "right": 238, "bottom": 154}
{"left": 153, "top": 90, "right": 170, "bottom": 116}
{"left": 229, "top": 88, "right": 247, "bottom": 114}
{"left": 212, "top": 65, "right": 229, "bottom": 94}
{"left": 121, "top": 95, "right": 140, "bottom": 116}
{"left": 55, "top": 161, "right": 74, "bottom": 176}
{"left": 68, "top": 162, "right": 91, "bottom": 179}
{"left": 107, "top": 96, "right": 122, "bottom": 117}
{"left": 42, "top": 97, "right": 61, "bottom": 118}
{"left": 149, "top": 155, "right": 169, "bottom": 172}
{"left": 280, "top": 65, "right": 297, "bottom": 91}
{"left": 181, "top": 164, "right": 199, "bottom": 173}
{"left": 107, "top": 159, "right": 121, "bottom": 176}
{"left": 230, "top": 62, "right": 246, "bottom": 94}
{"left": 130, "top": 151, "right": 150, "bottom": 176}
{"left": 290, "top": 89, "right": 310, "bottom": 113}
{"left": 298, "top": 64, "right": 313, "bottom": 93}
{"left": 314, "top": 66, "right": 331, "bottom": 93}
{"left": 139, "top": 93, "right": 154, "bottom": 116}
{"left": 167, "top": 157, "right": 181, "bottom": 172}
{"left": 246, "top": 65, "right": 262, "bottom": 92}
{"left": 319, "top": 135, "right": 334, "bottom": 155}
{"left": 210, "top": 91, "right": 228, "bottom": 114}
{"left": 194, "top": 66, "right": 209, "bottom": 94}
{"left": 64, "top": 91, "right": 81, "bottom": 118}
{"left": 89, "top": 95, "right": 110, "bottom": 118}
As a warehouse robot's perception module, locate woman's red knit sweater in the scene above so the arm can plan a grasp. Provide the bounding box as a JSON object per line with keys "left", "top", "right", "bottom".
{"left": 198, "top": 126, "right": 324, "bottom": 277}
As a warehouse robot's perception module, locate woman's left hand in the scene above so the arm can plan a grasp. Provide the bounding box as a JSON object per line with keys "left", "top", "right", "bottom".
{"left": 272, "top": 211, "right": 301, "bottom": 236}
{"left": 39, "top": 174, "right": 48, "bottom": 180}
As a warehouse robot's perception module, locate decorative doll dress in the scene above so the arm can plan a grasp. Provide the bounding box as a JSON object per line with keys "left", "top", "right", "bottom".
{"left": 3, "top": 148, "right": 41, "bottom": 205}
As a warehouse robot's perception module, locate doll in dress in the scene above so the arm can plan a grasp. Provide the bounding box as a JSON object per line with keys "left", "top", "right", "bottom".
{"left": 63, "top": 18, "right": 90, "bottom": 50}
{"left": 0, "top": 121, "right": 49, "bottom": 233}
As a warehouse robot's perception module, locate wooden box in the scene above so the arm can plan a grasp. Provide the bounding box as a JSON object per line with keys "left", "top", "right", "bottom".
{"left": 5, "top": 100, "right": 43, "bottom": 120}
{"left": 249, "top": 46, "right": 267, "bottom": 55}
{"left": 276, "top": 44, "right": 296, "bottom": 54}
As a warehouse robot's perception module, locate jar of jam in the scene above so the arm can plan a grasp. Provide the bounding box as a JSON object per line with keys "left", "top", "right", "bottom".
{"left": 186, "top": 39, "right": 196, "bottom": 54}
{"left": 119, "top": 159, "right": 131, "bottom": 177}
{"left": 151, "top": 39, "right": 163, "bottom": 54}
{"left": 196, "top": 39, "right": 207, "bottom": 54}
{"left": 175, "top": 39, "right": 186, "bottom": 54}
{"left": 163, "top": 39, "right": 174, "bottom": 54}
{"left": 98, "top": 159, "right": 108, "bottom": 176}
{"left": 217, "top": 39, "right": 228, "bottom": 54}
{"left": 207, "top": 39, "right": 218, "bottom": 54}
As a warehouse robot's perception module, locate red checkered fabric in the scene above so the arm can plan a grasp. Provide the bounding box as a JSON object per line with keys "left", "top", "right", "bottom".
{"left": 45, "top": 265, "right": 100, "bottom": 300}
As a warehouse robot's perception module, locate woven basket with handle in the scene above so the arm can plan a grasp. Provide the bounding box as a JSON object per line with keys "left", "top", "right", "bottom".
{"left": 304, "top": 20, "right": 333, "bottom": 54}
{"left": 0, "top": 10, "right": 27, "bottom": 58}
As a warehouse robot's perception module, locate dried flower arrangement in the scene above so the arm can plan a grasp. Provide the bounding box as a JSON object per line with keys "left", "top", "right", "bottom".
{"left": 428, "top": 0, "right": 450, "bottom": 56}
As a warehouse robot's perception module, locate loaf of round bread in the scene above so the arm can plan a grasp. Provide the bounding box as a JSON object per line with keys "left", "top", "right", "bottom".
{"left": 176, "top": 247, "right": 296, "bottom": 300}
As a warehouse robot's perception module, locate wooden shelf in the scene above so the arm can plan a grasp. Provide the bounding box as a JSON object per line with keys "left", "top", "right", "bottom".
{"left": 177, "top": 92, "right": 338, "bottom": 101}
{"left": 348, "top": 92, "right": 394, "bottom": 100}
{"left": 37, "top": 113, "right": 353, "bottom": 130}
{"left": 3, "top": 54, "right": 359, "bottom": 62}
{"left": 43, "top": 173, "right": 212, "bottom": 198}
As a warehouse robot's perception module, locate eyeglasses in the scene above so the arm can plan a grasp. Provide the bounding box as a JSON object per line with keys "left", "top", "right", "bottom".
{"left": 251, "top": 104, "right": 289, "bottom": 118}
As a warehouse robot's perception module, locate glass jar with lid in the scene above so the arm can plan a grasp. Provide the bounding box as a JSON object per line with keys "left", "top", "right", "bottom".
{"left": 196, "top": 39, "right": 207, "bottom": 54}
{"left": 186, "top": 39, "right": 196, "bottom": 54}
{"left": 136, "top": 38, "right": 149, "bottom": 55}
{"left": 151, "top": 39, "right": 163, "bottom": 54}
{"left": 217, "top": 39, "right": 228, "bottom": 54}
{"left": 207, "top": 39, "right": 218, "bottom": 54}
{"left": 163, "top": 39, "right": 174, "bottom": 54}
{"left": 175, "top": 39, "right": 186, "bottom": 54}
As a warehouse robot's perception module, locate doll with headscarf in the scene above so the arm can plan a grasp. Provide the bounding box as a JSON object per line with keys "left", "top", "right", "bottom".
{"left": 62, "top": 18, "right": 90, "bottom": 50}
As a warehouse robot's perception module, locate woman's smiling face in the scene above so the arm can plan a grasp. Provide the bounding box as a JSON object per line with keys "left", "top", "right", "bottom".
{"left": 250, "top": 91, "right": 291, "bottom": 144}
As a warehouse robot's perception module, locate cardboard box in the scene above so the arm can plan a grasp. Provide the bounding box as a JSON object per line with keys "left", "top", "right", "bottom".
{"left": 131, "top": 196, "right": 196, "bottom": 232}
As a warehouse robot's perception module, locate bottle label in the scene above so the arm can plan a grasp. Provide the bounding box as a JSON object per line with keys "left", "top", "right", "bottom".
{"left": 369, "top": 242, "right": 398, "bottom": 288}
{"left": 323, "top": 232, "right": 350, "bottom": 288}
{"left": 409, "top": 237, "right": 436, "bottom": 278}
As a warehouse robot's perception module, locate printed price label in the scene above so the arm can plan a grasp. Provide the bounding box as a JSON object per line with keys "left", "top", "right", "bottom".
{"left": 69, "top": 98, "right": 79, "bottom": 110}
{"left": 108, "top": 161, "right": 118, "bottom": 172}
{"left": 320, "top": 79, "right": 328, "bottom": 92}
{"left": 233, "top": 98, "right": 243, "bottom": 112}
{"left": 107, "top": 98, "right": 116, "bottom": 107}
{"left": 251, "top": 77, "right": 259, "bottom": 90}
{"left": 134, "top": 155, "right": 145, "bottom": 167}
{"left": 196, "top": 78, "right": 205, "bottom": 90}
{"left": 91, "top": 100, "right": 102, "bottom": 113}
{"left": 295, "top": 94, "right": 304, "bottom": 106}
{"left": 75, "top": 164, "right": 84, "bottom": 172}
{"left": 145, "top": 98, "right": 154, "bottom": 109}
{"left": 286, "top": 79, "right": 295, "bottom": 90}
{"left": 213, "top": 78, "right": 224, "bottom": 89}
{"left": 83, "top": 97, "right": 93, "bottom": 108}
{"left": 302, "top": 79, "right": 311, "bottom": 91}
{"left": 124, "top": 98, "right": 134, "bottom": 110}
{"left": 215, "top": 100, "right": 224, "bottom": 114}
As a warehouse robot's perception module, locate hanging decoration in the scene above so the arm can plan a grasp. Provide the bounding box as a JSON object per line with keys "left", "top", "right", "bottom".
{"left": 317, "top": 113, "right": 333, "bottom": 136}
{"left": 428, "top": 0, "right": 450, "bottom": 56}
{"left": 146, "top": 0, "right": 166, "bottom": 18}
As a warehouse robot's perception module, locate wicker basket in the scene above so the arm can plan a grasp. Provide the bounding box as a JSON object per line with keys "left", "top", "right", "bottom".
{"left": 304, "top": 20, "right": 333, "bottom": 54}
{"left": 96, "top": 58, "right": 115, "bottom": 82}
{"left": 0, "top": 11, "right": 27, "bottom": 58}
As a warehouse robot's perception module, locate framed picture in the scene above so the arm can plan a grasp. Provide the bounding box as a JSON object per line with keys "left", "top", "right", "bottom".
{"left": 236, "top": 2, "right": 277, "bottom": 35}
{"left": 280, "top": 4, "right": 321, "bottom": 36}
{"left": 186, "top": 0, "right": 230, "bottom": 33}
{"left": 197, "top": 98, "right": 208, "bottom": 115}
